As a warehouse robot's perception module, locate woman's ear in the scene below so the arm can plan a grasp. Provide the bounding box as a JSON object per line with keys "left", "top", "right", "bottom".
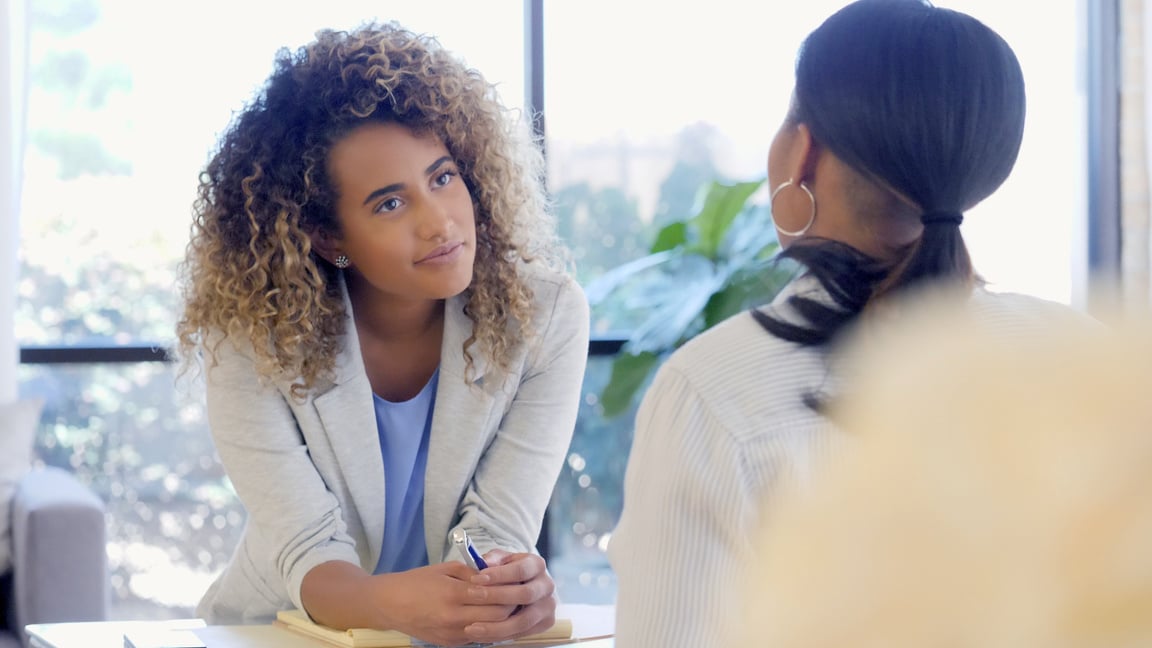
{"left": 787, "top": 123, "right": 822, "bottom": 184}
{"left": 309, "top": 227, "right": 344, "bottom": 266}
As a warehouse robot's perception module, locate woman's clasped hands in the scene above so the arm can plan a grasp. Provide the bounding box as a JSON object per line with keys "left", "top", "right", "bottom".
{"left": 374, "top": 551, "right": 556, "bottom": 647}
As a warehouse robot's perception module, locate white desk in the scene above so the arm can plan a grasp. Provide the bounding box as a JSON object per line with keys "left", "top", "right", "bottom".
{"left": 26, "top": 604, "right": 615, "bottom": 648}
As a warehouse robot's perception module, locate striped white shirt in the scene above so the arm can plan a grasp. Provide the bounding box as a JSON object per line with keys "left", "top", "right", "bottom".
{"left": 608, "top": 275, "right": 1094, "bottom": 647}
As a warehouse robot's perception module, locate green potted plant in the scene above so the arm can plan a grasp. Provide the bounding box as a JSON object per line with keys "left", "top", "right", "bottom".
{"left": 586, "top": 177, "right": 798, "bottom": 417}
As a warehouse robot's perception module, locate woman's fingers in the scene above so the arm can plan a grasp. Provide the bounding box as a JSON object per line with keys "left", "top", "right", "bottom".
{"left": 466, "top": 572, "right": 553, "bottom": 605}
{"left": 472, "top": 551, "right": 545, "bottom": 585}
{"left": 463, "top": 594, "right": 558, "bottom": 643}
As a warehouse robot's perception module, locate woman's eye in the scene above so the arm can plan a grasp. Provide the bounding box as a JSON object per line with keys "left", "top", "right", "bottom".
{"left": 376, "top": 197, "right": 402, "bottom": 213}
{"left": 434, "top": 171, "right": 456, "bottom": 187}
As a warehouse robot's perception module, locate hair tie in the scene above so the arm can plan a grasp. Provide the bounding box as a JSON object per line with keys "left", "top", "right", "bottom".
{"left": 920, "top": 210, "right": 963, "bottom": 226}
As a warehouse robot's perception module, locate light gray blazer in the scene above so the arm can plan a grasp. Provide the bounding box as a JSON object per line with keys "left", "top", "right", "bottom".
{"left": 196, "top": 266, "right": 590, "bottom": 624}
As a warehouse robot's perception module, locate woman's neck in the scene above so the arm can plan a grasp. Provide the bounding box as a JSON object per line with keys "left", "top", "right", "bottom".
{"left": 346, "top": 277, "right": 447, "bottom": 401}
{"left": 345, "top": 276, "right": 445, "bottom": 343}
{"left": 806, "top": 154, "right": 922, "bottom": 263}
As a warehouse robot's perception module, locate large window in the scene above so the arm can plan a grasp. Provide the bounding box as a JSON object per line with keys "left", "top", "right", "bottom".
{"left": 19, "top": 0, "right": 1088, "bottom": 618}
{"left": 548, "top": 0, "right": 1086, "bottom": 312}
{"left": 543, "top": 0, "right": 1087, "bottom": 602}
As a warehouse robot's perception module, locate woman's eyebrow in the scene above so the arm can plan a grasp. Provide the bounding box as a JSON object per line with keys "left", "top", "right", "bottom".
{"left": 361, "top": 156, "right": 454, "bottom": 206}
{"left": 362, "top": 182, "right": 404, "bottom": 206}
{"left": 424, "top": 155, "right": 453, "bottom": 176}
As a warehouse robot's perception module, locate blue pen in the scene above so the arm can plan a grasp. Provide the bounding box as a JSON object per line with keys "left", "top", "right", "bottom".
{"left": 450, "top": 528, "right": 489, "bottom": 570}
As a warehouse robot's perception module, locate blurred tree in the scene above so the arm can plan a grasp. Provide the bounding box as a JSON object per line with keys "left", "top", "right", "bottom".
{"left": 31, "top": 131, "right": 132, "bottom": 179}
{"left": 651, "top": 121, "right": 722, "bottom": 229}
{"left": 29, "top": 0, "right": 100, "bottom": 33}
{"left": 29, "top": 0, "right": 132, "bottom": 178}
{"left": 19, "top": 0, "right": 230, "bottom": 619}
{"left": 554, "top": 182, "right": 646, "bottom": 285}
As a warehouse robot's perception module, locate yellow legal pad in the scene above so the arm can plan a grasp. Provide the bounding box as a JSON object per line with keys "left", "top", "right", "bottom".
{"left": 275, "top": 609, "right": 575, "bottom": 647}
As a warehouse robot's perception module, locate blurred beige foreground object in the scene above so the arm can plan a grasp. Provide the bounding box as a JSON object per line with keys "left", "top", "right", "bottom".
{"left": 743, "top": 294, "right": 1152, "bottom": 648}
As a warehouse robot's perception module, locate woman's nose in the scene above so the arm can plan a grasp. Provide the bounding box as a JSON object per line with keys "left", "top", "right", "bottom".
{"left": 416, "top": 197, "right": 452, "bottom": 240}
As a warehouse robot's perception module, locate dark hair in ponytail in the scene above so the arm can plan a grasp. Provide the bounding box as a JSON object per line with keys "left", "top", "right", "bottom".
{"left": 757, "top": 0, "right": 1026, "bottom": 346}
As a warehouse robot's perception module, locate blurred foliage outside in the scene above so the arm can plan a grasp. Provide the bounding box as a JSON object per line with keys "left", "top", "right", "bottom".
{"left": 585, "top": 180, "right": 797, "bottom": 417}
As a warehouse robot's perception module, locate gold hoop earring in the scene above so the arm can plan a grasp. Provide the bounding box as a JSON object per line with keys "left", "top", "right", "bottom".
{"left": 769, "top": 179, "right": 816, "bottom": 237}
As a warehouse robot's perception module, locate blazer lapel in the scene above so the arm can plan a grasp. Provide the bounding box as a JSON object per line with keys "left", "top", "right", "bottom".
{"left": 310, "top": 281, "right": 386, "bottom": 571}
{"left": 423, "top": 293, "right": 494, "bottom": 561}
{"left": 439, "top": 293, "right": 490, "bottom": 383}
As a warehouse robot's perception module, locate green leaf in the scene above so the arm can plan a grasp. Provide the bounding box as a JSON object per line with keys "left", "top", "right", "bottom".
{"left": 582, "top": 249, "right": 676, "bottom": 305}
{"left": 703, "top": 256, "right": 796, "bottom": 328}
{"left": 689, "top": 179, "right": 765, "bottom": 259}
{"left": 625, "top": 256, "right": 723, "bottom": 353}
{"left": 702, "top": 283, "right": 750, "bottom": 329}
{"left": 600, "top": 351, "right": 660, "bottom": 418}
{"left": 720, "top": 204, "right": 777, "bottom": 264}
{"left": 650, "top": 221, "right": 688, "bottom": 253}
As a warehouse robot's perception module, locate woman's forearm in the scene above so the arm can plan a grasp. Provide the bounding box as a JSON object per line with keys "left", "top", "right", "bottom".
{"left": 300, "top": 560, "right": 390, "bottom": 631}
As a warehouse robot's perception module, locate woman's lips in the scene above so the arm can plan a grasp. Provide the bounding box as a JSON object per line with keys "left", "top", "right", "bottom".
{"left": 417, "top": 241, "right": 465, "bottom": 264}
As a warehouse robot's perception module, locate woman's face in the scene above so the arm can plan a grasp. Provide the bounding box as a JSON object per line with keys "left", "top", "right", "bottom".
{"left": 326, "top": 122, "right": 477, "bottom": 304}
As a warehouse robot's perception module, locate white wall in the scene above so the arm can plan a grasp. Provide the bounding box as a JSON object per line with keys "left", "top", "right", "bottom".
{"left": 1, "top": 0, "right": 29, "bottom": 402}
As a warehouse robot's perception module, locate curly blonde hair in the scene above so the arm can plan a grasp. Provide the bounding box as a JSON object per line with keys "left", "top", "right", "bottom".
{"left": 177, "top": 22, "right": 564, "bottom": 397}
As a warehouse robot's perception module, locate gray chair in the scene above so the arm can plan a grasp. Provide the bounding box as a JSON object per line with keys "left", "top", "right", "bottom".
{"left": 1, "top": 467, "right": 107, "bottom": 647}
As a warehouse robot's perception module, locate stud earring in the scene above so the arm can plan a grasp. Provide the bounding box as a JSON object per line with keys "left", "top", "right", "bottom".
{"left": 334, "top": 254, "right": 351, "bottom": 269}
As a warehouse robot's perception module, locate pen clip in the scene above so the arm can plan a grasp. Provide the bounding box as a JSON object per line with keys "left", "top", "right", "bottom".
{"left": 467, "top": 543, "right": 489, "bottom": 570}
{"left": 450, "top": 528, "right": 488, "bottom": 571}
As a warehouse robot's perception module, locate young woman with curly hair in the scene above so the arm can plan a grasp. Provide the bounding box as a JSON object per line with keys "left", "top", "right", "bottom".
{"left": 176, "top": 22, "right": 589, "bottom": 646}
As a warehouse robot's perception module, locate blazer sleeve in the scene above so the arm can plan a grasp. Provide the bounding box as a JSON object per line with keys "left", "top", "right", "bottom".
{"left": 454, "top": 273, "right": 590, "bottom": 555}
{"left": 204, "top": 337, "right": 362, "bottom": 612}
